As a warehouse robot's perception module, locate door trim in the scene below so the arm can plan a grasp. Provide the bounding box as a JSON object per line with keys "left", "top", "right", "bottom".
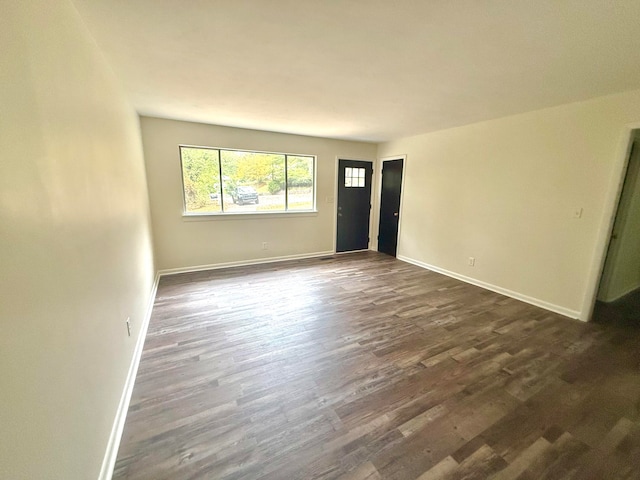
{"left": 333, "top": 157, "right": 375, "bottom": 254}
{"left": 582, "top": 125, "right": 640, "bottom": 321}
{"left": 373, "top": 155, "right": 407, "bottom": 254}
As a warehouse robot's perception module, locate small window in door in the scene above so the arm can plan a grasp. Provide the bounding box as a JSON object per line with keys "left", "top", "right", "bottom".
{"left": 345, "top": 167, "right": 365, "bottom": 187}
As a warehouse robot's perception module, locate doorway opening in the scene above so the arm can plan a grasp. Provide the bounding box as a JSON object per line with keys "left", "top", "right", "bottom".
{"left": 593, "top": 130, "right": 640, "bottom": 324}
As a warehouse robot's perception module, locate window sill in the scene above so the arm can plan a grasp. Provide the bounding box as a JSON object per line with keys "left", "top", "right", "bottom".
{"left": 182, "top": 210, "right": 319, "bottom": 221}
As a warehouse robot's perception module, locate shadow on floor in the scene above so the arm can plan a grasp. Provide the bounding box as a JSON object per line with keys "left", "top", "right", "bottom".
{"left": 593, "top": 288, "right": 640, "bottom": 326}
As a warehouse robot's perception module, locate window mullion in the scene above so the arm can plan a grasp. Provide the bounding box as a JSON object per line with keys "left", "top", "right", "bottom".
{"left": 218, "top": 149, "right": 225, "bottom": 212}
{"left": 284, "top": 155, "right": 289, "bottom": 211}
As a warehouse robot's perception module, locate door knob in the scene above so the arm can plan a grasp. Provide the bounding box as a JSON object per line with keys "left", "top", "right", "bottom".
{"left": 393, "top": 212, "right": 399, "bottom": 217}
{"left": 338, "top": 213, "right": 342, "bottom": 217}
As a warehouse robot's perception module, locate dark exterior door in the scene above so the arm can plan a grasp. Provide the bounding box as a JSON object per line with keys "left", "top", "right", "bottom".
{"left": 378, "top": 159, "right": 403, "bottom": 256}
{"left": 336, "top": 159, "right": 373, "bottom": 252}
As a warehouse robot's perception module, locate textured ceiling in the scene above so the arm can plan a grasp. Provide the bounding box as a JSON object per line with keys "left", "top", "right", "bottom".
{"left": 72, "top": 0, "right": 640, "bottom": 142}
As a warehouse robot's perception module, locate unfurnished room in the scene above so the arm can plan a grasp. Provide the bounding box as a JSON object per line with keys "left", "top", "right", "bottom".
{"left": 5, "top": 1, "right": 640, "bottom": 479}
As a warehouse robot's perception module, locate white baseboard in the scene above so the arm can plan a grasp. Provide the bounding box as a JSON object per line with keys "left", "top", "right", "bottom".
{"left": 98, "top": 272, "right": 160, "bottom": 480}
{"left": 397, "top": 255, "right": 581, "bottom": 320}
{"left": 158, "top": 250, "right": 335, "bottom": 276}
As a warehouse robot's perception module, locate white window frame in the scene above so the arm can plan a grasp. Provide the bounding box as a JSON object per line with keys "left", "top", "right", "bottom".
{"left": 179, "top": 145, "right": 317, "bottom": 217}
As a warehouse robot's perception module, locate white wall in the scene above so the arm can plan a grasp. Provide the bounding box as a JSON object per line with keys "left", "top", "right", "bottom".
{"left": 377, "top": 90, "right": 640, "bottom": 319}
{"left": 141, "top": 117, "right": 377, "bottom": 271}
{"left": 0, "top": 1, "right": 155, "bottom": 479}
{"left": 598, "top": 134, "right": 640, "bottom": 302}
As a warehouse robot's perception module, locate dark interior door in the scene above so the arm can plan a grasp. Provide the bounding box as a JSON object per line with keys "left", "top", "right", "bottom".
{"left": 336, "top": 159, "right": 373, "bottom": 252}
{"left": 378, "top": 159, "right": 403, "bottom": 256}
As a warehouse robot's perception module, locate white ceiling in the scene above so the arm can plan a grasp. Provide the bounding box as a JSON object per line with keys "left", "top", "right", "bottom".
{"left": 72, "top": 0, "right": 640, "bottom": 142}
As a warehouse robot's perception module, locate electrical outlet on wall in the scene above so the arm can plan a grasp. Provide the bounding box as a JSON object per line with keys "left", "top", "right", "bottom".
{"left": 468, "top": 257, "right": 475, "bottom": 266}
{"left": 262, "top": 242, "right": 268, "bottom": 250}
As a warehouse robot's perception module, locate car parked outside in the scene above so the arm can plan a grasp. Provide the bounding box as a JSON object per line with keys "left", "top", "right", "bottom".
{"left": 231, "top": 186, "right": 259, "bottom": 205}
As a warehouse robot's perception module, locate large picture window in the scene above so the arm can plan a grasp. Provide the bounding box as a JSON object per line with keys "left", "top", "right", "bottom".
{"left": 180, "top": 146, "right": 315, "bottom": 215}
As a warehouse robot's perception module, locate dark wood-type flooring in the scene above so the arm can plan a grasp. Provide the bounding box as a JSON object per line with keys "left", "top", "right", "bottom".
{"left": 113, "top": 252, "right": 640, "bottom": 480}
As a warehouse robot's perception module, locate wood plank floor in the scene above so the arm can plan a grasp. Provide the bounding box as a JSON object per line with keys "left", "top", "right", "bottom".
{"left": 113, "top": 252, "right": 640, "bottom": 480}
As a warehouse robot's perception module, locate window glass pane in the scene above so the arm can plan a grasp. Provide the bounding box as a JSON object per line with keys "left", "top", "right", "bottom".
{"left": 180, "top": 147, "right": 221, "bottom": 213}
{"left": 287, "top": 155, "right": 314, "bottom": 210}
{"left": 342, "top": 166, "right": 367, "bottom": 188}
{"left": 220, "top": 150, "right": 285, "bottom": 212}
{"left": 181, "top": 147, "right": 316, "bottom": 215}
